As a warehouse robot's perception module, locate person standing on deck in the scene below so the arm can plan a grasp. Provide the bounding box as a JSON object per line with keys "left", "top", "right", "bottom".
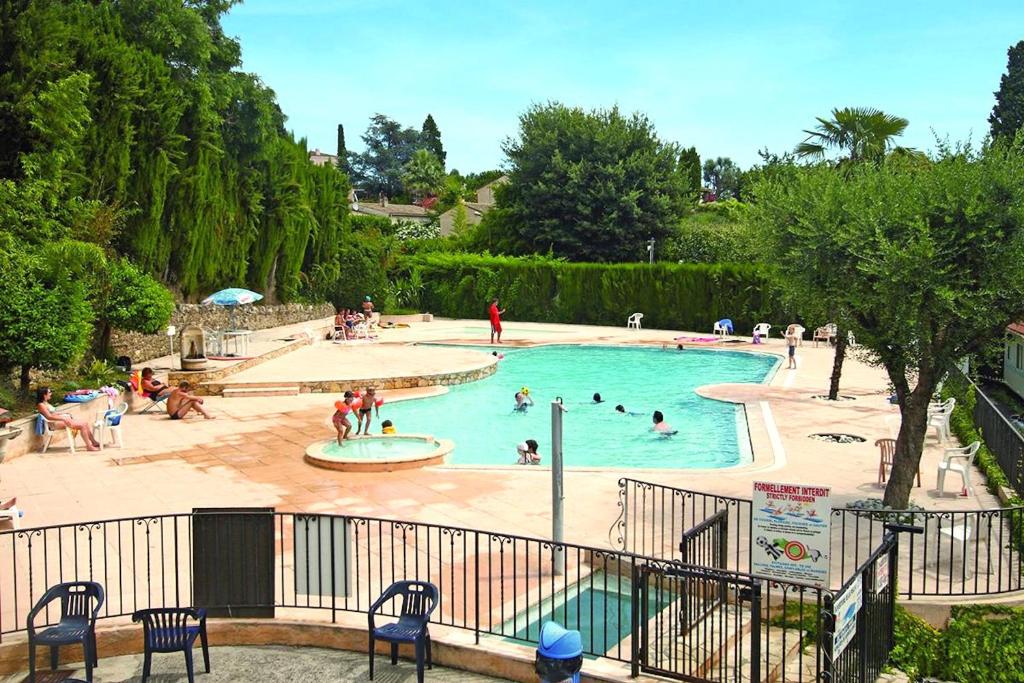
{"left": 489, "top": 297, "right": 506, "bottom": 344}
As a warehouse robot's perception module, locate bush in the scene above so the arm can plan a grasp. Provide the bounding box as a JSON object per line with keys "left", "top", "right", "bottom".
{"left": 890, "top": 606, "right": 944, "bottom": 681}
{"left": 664, "top": 205, "right": 759, "bottom": 264}
{"left": 397, "top": 253, "right": 788, "bottom": 332}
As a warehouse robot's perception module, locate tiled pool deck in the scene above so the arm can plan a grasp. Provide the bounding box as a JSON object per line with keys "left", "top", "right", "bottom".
{"left": 0, "top": 316, "right": 995, "bottom": 539}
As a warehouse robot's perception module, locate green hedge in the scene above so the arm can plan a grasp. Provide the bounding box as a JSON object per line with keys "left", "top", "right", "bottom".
{"left": 397, "top": 254, "right": 788, "bottom": 332}
{"left": 891, "top": 605, "right": 1024, "bottom": 683}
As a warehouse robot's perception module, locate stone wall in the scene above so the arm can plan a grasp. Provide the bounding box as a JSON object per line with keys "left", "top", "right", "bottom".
{"left": 111, "top": 303, "right": 334, "bottom": 364}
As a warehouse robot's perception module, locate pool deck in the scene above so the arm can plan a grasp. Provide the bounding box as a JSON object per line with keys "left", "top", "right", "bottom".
{"left": 0, "top": 316, "right": 998, "bottom": 543}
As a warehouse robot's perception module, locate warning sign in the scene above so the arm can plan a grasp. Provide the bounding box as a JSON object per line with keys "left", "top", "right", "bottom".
{"left": 751, "top": 481, "right": 831, "bottom": 587}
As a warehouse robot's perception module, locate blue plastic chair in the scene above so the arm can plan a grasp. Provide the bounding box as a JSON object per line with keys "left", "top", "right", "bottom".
{"left": 26, "top": 581, "right": 104, "bottom": 682}
{"left": 367, "top": 581, "right": 439, "bottom": 683}
{"left": 132, "top": 607, "right": 210, "bottom": 683}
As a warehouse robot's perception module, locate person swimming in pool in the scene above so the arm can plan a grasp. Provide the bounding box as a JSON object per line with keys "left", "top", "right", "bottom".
{"left": 592, "top": 393, "right": 604, "bottom": 403}
{"left": 516, "top": 439, "right": 541, "bottom": 464}
{"left": 514, "top": 387, "right": 534, "bottom": 412}
{"left": 652, "top": 410, "right": 678, "bottom": 436}
{"left": 615, "top": 404, "right": 643, "bottom": 416}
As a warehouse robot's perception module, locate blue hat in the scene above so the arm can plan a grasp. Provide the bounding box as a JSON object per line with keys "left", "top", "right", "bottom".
{"left": 537, "top": 621, "right": 582, "bottom": 659}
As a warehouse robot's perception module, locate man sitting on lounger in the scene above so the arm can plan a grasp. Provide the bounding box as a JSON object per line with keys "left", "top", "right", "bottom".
{"left": 167, "top": 381, "right": 214, "bottom": 420}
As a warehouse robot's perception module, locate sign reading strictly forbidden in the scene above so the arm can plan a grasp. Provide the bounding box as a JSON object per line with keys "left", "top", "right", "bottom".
{"left": 751, "top": 481, "right": 832, "bottom": 588}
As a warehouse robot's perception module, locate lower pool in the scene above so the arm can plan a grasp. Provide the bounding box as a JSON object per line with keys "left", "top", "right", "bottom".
{"left": 378, "top": 345, "right": 777, "bottom": 468}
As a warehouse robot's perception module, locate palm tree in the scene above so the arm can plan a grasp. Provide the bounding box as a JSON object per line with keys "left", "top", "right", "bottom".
{"left": 795, "top": 107, "right": 911, "bottom": 162}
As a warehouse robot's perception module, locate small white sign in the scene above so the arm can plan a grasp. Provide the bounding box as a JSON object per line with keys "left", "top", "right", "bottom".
{"left": 873, "top": 554, "right": 890, "bottom": 593}
{"left": 751, "top": 481, "right": 832, "bottom": 587}
{"left": 832, "top": 578, "right": 863, "bottom": 657}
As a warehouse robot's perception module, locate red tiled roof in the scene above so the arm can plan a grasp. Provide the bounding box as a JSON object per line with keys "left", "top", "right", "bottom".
{"left": 1009, "top": 322, "right": 1024, "bottom": 336}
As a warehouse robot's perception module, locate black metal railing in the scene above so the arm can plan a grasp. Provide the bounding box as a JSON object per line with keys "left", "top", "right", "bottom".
{"left": 613, "top": 478, "right": 1024, "bottom": 597}
{"left": 824, "top": 529, "right": 899, "bottom": 683}
{"left": 1, "top": 509, "right": 885, "bottom": 683}
{"left": 611, "top": 477, "right": 752, "bottom": 571}
{"left": 970, "top": 376, "right": 1024, "bottom": 496}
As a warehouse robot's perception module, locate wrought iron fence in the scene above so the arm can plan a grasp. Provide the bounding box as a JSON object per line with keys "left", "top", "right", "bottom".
{"left": 962, "top": 372, "right": 1024, "bottom": 496}
{"left": 612, "top": 478, "right": 1024, "bottom": 598}
{"left": 0, "top": 509, "right": 895, "bottom": 682}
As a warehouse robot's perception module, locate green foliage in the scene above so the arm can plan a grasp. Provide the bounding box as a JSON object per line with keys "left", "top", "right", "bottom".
{"left": 889, "top": 606, "right": 944, "bottom": 681}
{"left": 499, "top": 102, "right": 689, "bottom": 262}
{"left": 795, "top": 107, "right": 911, "bottom": 162}
{"left": 336, "top": 123, "right": 349, "bottom": 173}
{"left": 678, "top": 147, "right": 701, "bottom": 201}
{"left": 398, "top": 253, "right": 785, "bottom": 331}
{"left": 755, "top": 141, "right": 1024, "bottom": 506}
{"left": 990, "top": 41, "right": 1024, "bottom": 141}
{"left": 420, "top": 114, "right": 445, "bottom": 167}
{"left": 942, "top": 373, "right": 1022, "bottom": 503}
{"left": 664, "top": 202, "right": 758, "bottom": 264}
{"left": 766, "top": 600, "right": 820, "bottom": 648}
{"left": 0, "top": 0, "right": 350, "bottom": 301}
{"left": 348, "top": 113, "right": 424, "bottom": 198}
{"left": 100, "top": 258, "right": 174, "bottom": 334}
{"left": 402, "top": 149, "right": 444, "bottom": 200}
{"left": 891, "top": 605, "right": 1024, "bottom": 683}
{"left": 702, "top": 157, "right": 741, "bottom": 200}
{"left": 0, "top": 239, "right": 95, "bottom": 388}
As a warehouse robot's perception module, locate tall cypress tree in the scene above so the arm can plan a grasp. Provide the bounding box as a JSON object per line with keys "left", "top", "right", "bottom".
{"left": 421, "top": 114, "right": 445, "bottom": 167}
{"left": 336, "top": 123, "right": 348, "bottom": 173}
{"left": 678, "top": 147, "right": 701, "bottom": 201}
{"left": 991, "top": 40, "right": 1024, "bottom": 141}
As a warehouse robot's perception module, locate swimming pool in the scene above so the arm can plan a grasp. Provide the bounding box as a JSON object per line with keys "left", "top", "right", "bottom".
{"left": 378, "top": 345, "right": 777, "bottom": 468}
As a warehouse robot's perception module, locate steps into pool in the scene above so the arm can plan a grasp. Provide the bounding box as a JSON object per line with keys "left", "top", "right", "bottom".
{"left": 222, "top": 385, "right": 299, "bottom": 398}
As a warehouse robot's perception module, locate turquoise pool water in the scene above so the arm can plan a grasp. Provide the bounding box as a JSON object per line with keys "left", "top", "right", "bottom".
{"left": 378, "top": 345, "right": 776, "bottom": 468}
{"left": 319, "top": 438, "right": 436, "bottom": 460}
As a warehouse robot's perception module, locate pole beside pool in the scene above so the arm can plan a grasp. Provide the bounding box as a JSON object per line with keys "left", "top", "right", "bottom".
{"left": 551, "top": 397, "right": 567, "bottom": 576}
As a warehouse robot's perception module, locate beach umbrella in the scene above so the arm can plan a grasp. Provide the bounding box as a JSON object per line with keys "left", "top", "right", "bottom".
{"left": 202, "top": 288, "right": 263, "bottom": 329}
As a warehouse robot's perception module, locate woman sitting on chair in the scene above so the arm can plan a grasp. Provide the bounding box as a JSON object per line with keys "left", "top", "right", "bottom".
{"left": 36, "top": 387, "right": 101, "bottom": 451}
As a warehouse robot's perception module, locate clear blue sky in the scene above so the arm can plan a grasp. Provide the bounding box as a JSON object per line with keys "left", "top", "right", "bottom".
{"left": 223, "top": 0, "right": 1024, "bottom": 173}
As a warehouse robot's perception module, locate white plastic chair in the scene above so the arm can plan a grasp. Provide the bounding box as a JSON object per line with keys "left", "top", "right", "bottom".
{"left": 936, "top": 441, "right": 980, "bottom": 496}
{"left": 928, "top": 398, "right": 956, "bottom": 442}
{"left": 0, "top": 503, "right": 23, "bottom": 530}
{"left": 813, "top": 323, "right": 836, "bottom": 347}
{"left": 937, "top": 516, "right": 990, "bottom": 579}
{"left": 626, "top": 313, "right": 643, "bottom": 330}
{"left": 752, "top": 323, "right": 771, "bottom": 340}
{"left": 713, "top": 321, "right": 730, "bottom": 337}
{"left": 353, "top": 321, "right": 370, "bottom": 340}
{"left": 94, "top": 402, "right": 128, "bottom": 450}
{"left": 41, "top": 416, "right": 79, "bottom": 454}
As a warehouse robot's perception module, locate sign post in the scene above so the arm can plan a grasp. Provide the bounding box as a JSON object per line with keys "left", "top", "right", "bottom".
{"left": 751, "top": 481, "right": 832, "bottom": 587}
{"left": 551, "top": 398, "right": 568, "bottom": 575}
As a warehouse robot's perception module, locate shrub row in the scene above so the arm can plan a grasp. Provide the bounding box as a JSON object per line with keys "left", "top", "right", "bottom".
{"left": 396, "top": 254, "right": 789, "bottom": 333}
{"left": 891, "top": 605, "right": 1024, "bottom": 683}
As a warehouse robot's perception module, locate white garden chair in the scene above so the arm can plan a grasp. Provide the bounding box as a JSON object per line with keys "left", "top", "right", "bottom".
{"left": 813, "top": 323, "right": 836, "bottom": 347}
{"left": 752, "top": 323, "right": 771, "bottom": 340}
{"left": 936, "top": 441, "right": 980, "bottom": 496}
{"left": 927, "top": 398, "right": 956, "bottom": 442}
{"left": 626, "top": 312, "right": 643, "bottom": 330}
{"left": 40, "top": 416, "right": 80, "bottom": 454}
{"left": 94, "top": 402, "right": 128, "bottom": 450}
{"left": 0, "top": 503, "right": 23, "bottom": 530}
{"left": 713, "top": 321, "right": 730, "bottom": 337}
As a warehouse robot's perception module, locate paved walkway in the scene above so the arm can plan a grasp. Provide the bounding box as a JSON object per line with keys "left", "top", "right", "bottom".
{"left": 0, "top": 645, "right": 510, "bottom": 682}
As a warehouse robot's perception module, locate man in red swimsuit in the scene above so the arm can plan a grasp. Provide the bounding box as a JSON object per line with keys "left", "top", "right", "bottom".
{"left": 489, "top": 297, "right": 506, "bottom": 344}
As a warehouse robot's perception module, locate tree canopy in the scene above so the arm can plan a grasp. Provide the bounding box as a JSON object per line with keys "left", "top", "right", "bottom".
{"left": 402, "top": 149, "right": 444, "bottom": 200}
{"left": 702, "top": 157, "right": 741, "bottom": 200}
{"left": 755, "top": 141, "right": 1024, "bottom": 507}
{"left": 990, "top": 40, "right": 1024, "bottom": 141}
{"left": 421, "top": 114, "right": 446, "bottom": 167}
{"left": 795, "top": 107, "right": 911, "bottom": 162}
{"left": 498, "top": 103, "right": 688, "bottom": 262}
